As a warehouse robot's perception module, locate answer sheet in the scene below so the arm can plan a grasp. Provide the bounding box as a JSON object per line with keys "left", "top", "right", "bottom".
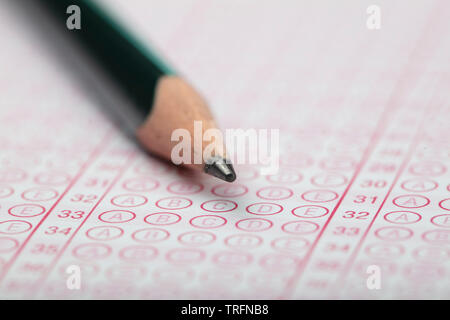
{"left": 0, "top": 0, "right": 449, "bottom": 299}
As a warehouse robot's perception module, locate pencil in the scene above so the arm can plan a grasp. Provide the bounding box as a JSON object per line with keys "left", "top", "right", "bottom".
{"left": 38, "top": 0, "right": 236, "bottom": 182}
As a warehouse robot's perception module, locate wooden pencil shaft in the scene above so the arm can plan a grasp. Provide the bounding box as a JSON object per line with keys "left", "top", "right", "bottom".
{"left": 36, "top": 0, "right": 237, "bottom": 182}
{"left": 38, "top": 0, "right": 173, "bottom": 116}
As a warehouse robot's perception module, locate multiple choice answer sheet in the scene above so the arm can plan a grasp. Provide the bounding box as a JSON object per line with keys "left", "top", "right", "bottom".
{"left": 0, "top": 0, "right": 449, "bottom": 299}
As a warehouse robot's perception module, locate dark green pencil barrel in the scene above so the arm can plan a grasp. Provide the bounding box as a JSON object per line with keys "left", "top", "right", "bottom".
{"left": 39, "top": 0, "right": 173, "bottom": 115}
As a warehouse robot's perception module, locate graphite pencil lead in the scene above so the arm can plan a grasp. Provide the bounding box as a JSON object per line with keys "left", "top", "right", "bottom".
{"left": 204, "top": 157, "right": 236, "bottom": 182}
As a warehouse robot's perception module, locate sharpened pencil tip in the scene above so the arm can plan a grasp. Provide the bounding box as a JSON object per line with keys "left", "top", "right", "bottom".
{"left": 204, "top": 157, "right": 236, "bottom": 182}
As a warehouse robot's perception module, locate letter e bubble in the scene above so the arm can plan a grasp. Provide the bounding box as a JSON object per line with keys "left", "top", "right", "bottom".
{"left": 66, "top": 5, "right": 81, "bottom": 30}
{"left": 66, "top": 265, "right": 81, "bottom": 290}
{"left": 366, "top": 265, "right": 381, "bottom": 290}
